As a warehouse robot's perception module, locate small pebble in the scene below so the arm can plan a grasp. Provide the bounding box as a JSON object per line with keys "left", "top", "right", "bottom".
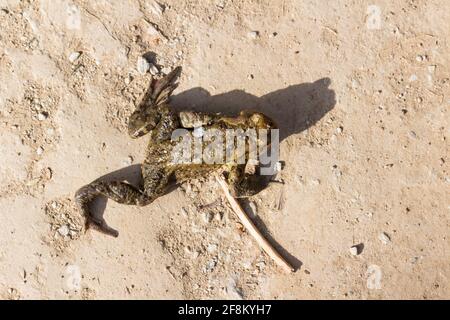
{"left": 36, "top": 146, "right": 44, "bottom": 155}
{"left": 247, "top": 31, "right": 259, "bottom": 39}
{"left": 58, "top": 225, "right": 70, "bottom": 237}
{"left": 204, "top": 259, "right": 217, "bottom": 272}
{"left": 214, "top": 212, "right": 223, "bottom": 222}
{"left": 68, "top": 51, "right": 81, "bottom": 63}
{"left": 349, "top": 244, "right": 363, "bottom": 255}
{"left": 37, "top": 112, "right": 48, "bottom": 121}
{"left": 161, "top": 66, "right": 171, "bottom": 74}
{"left": 123, "top": 156, "right": 133, "bottom": 166}
{"left": 137, "top": 56, "right": 150, "bottom": 74}
{"left": 378, "top": 232, "right": 391, "bottom": 244}
{"left": 149, "top": 63, "right": 159, "bottom": 76}
{"left": 216, "top": 0, "right": 225, "bottom": 9}
{"left": 44, "top": 167, "right": 53, "bottom": 179}
{"left": 147, "top": 24, "right": 160, "bottom": 36}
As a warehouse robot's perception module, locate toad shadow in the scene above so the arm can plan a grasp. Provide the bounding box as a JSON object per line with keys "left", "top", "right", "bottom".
{"left": 90, "top": 79, "right": 336, "bottom": 271}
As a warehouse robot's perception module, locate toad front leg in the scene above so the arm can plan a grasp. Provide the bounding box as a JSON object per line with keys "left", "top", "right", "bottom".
{"left": 128, "top": 66, "right": 182, "bottom": 139}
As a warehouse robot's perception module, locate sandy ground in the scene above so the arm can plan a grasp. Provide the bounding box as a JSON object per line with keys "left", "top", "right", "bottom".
{"left": 0, "top": 0, "right": 449, "bottom": 300}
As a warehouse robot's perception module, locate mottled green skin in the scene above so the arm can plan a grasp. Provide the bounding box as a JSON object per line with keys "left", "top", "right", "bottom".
{"left": 75, "top": 67, "right": 276, "bottom": 237}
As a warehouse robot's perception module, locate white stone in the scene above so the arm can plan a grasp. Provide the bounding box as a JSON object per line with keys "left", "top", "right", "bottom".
{"left": 204, "top": 259, "right": 217, "bottom": 272}
{"left": 161, "top": 66, "right": 171, "bottom": 74}
{"left": 378, "top": 232, "right": 391, "bottom": 244}
{"left": 137, "top": 56, "right": 150, "bottom": 74}
{"left": 149, "top": 63, "right": 159, "bottom": 76}
{"left": 36, "top": 146, "right": 44, "bottom": 155}
{"left": 247, "top": 31, "right": 259, "bottom": 39}
{"left": 58, "top": 225, "right": 69, "bottom": 237}
{"left": 37, "top": 112, "right": 48, "bottom": 121}
{"left": 349, "top": 246, "right": 358, "bottom": 255}
{"left": 68, "top": 51, "right": 81, "bottom": 63}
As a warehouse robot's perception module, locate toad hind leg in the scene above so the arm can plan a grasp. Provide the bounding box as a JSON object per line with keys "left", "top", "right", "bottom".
{"left": 75, "top": 181, "right": 153, "bottom": 237}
